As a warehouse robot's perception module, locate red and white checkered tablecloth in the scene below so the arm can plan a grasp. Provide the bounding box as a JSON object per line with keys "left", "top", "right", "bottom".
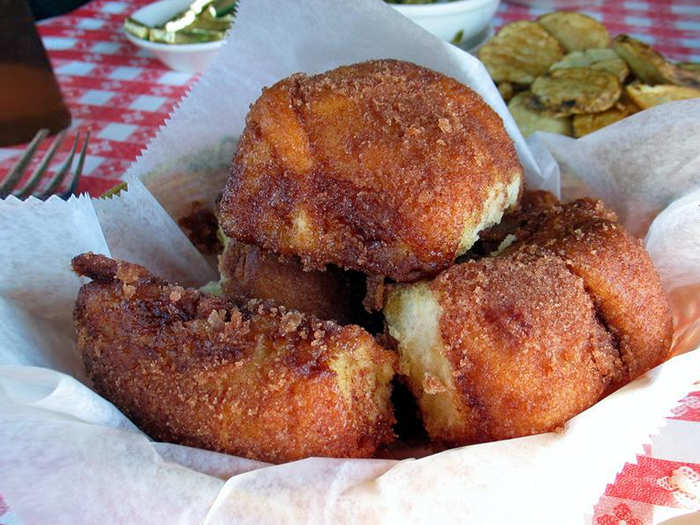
{"left": 0, "top": 1, "right": 698, "bottom": 524}
{"left": 495, "top": 1, "right": 700, "bottom": 63}
{"left": 1, "top": 0, "right": 699, "bottom": 197}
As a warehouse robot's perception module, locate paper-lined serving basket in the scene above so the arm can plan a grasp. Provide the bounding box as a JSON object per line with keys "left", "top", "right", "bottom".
{"left": 1, "top": 0, "right": 700, "bottom": 522}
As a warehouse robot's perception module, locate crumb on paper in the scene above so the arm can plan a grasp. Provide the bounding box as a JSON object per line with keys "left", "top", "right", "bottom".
{"left": 178, "top": 201, "right": 223, "bottom": 255}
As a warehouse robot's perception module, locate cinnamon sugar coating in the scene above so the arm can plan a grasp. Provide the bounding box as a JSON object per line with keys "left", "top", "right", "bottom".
{"left": 433, "top": 253, "right": 622, "bottom": 444}
{"left": 73, "top": 253, "right": 396, "bottom": 463}
{"left": 219, "top": 237, "right": 357, "bottom": 324}
{"left": 219, "top": 59, "right": 523, "bottom": 281}
{"left": 506, "top": 195, "right": 673, "bottom": 381}
{"left": 385, "top": 192, "right": 672, "bottom": 445}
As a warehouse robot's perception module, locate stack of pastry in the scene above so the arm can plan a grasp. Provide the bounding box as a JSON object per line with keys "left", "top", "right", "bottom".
{"left": 73, "top": 60, "right": 672, "bottom": 463}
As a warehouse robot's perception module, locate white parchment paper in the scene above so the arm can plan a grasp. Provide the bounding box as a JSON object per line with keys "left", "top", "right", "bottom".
{"left": 533, "top": 100, "right": 700, "bottom": 237}
{"left": 1, "top": 0, "right": 700, "bottom": 523}
{"left": 125, "top": 0, "right": 540, "bottom": 218}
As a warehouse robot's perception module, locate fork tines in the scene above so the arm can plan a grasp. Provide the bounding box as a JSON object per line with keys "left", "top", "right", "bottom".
{"left": 0, "top": 129, "right": 90, "bottom": 200}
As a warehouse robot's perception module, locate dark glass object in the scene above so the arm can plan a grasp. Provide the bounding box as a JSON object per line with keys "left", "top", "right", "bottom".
{"left": 0, "top": 0, "right": 71, "bottom": 146}
{"left": 28, "top": 0, "right": 91, "bottom": 21}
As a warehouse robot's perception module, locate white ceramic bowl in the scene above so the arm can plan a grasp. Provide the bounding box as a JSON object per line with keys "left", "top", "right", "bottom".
{"left": 124, "top": 0, "right": 225, "bottom": 74}
{"left": 390, "top": 0, "right": 500, "bottom": 51}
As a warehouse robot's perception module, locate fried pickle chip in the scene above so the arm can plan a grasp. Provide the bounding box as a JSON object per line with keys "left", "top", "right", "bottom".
{"left": 73, "top": 253, "right": 397, "bottom": 464}
{"left": 508, "top": 91, "right": 572, "bottom": 138}
{"left": 497, "top": 82, "right": 515, "bottom": 102}
{"left": 678, "top": 63, "right": 700, "bottom": 73}
{"left": 613, "top": 35, "right": 700, "bottom": 88}
{"left": 538, "top": 12, "right": 610, "bottom": 52}
{"left": 550, "top": 48, "right": 629, "bottom": 82}
{"left": 531, "top": 67, "right": 621, "bottom": 116}
{"left": 572, "top": 94, "right": 639, "bottom": 137}
{"left": 625, "top": 83, "right": 700, "bottom": 109}
{"left": 478, "top": 21, "right": 563, "bottom": 84}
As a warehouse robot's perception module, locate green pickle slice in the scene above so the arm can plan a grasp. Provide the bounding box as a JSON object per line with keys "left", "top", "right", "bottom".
{"left": 123, "top": 0, "right": 235, "bottom": 45}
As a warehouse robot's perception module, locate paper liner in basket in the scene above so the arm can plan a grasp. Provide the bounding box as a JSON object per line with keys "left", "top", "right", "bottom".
{"left": 123, "top": 0, "right": 544, "bottom": 219}
{"left": 1, "top": 0, "right": 700, "bottom": 523}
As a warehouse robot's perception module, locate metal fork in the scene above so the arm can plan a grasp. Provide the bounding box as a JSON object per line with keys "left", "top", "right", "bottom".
{"left": 0, "top": 129, "right": 89, "bottom": 200}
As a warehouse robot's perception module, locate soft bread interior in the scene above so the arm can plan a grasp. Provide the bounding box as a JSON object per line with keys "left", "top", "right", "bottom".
{"left": 458, "top": 171, "right": 521, "bottom": 254}
{"left": 329, "top": 341, "right": 395, "bottom": 423}
{"left": 384, "top": 283, "right": 461, "bottom": 437}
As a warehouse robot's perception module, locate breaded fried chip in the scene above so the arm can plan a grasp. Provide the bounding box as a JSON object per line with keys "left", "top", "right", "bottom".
{"left": 572, "top": 94, "right": 639, "bottom": 137}
{"left": 550, "top": 48, "right": 629, "bottom": 82}
{"left": 478, "top": 21, "right": 564, "bottom": 84}
{"left": 678, "top": 63, "right": 700, "bottom": 73}
{"left": 625, "top": 83, "right": 700, "bottom": 110}
{"left": 219, "top": 60, "right": 523, "bottom": 281}
{"left": 508, "top": 91, "right": 572, "bottom": 138}
{"left": 531, "top": 67, "right": 621, "bottom": 116}
{"left": 73, "top": 253, "right": 396, "bottom": 464}
{"left": 538, "top": 12, "right": 610, "bottom": 52}
{"left": 497, "top": 82, "right": 515, "bottom": 102}
{"left": 613, "top": 35, "right": 700, "bottom": 88}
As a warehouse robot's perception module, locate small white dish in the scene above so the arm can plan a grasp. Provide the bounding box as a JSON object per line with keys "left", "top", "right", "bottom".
{"left": 124, "top": 0, "right": 226, "bottom": 74}
{"left": 390, "top": 0, "right": 500, "bottom": 47}
{"left": 459, "top": 23, "right": 493, "bottom": 54}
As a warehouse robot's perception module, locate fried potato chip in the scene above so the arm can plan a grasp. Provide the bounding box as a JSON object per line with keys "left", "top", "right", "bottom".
{"left": 572, "top": 94, "right": 639, "bottom": 137}
{"left": 478, "top": 21, "right": 564, "bottom": 84}
{"left": 531, "top": 68, "right": 621, "bottom": 116}
{"left": 613, "top": 35, "right": 700, "bottom": 88}
{"left": 625, "top": 83, "right": 700, "bottom": 110}
{"left": 671, "top": 64, "right": 700, "bottom": 88}
{"left": 508, "top": 91, "right": 572, "bottom": 138}
{"left": 498, "top": 82, "right": 515, "bottom": 102}
{"left": 550, "top": 48, "right": 629, "bottom": 82}
{"left": 678, "top": 63, "right": 700, "bottom": 73}
{"left": 537, "top": 12, "right": 610, "bottom": 52}
{"left": 612, "top": 35, "right": 675, "bottom": 84}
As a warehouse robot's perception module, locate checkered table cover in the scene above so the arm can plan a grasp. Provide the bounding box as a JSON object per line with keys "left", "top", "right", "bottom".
{"left": 0, "top": 1, "right": 699, "bottom": 524}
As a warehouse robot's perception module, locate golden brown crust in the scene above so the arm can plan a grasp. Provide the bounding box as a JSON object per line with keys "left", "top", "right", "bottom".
{"left": 219, "top": 59, "right": 523, "bottom": 281}
{"left": 429, "top": 253, "right": 623, "bottom": 444}
{"left": 509, "top": 198, "right": 673, "bottom": 381}
{"left": 177, "top": 202, "right": 222, "bottom": 255}
{"left": 218, "top": 238, "right": 356, "bottom": 323}
{"left": 478, "top": 189, "right": 566, "bottom": 249}
{"left": 480, "top": 192, "right": 672, "bottom": 381}
{"left": 73, "top": 253, "right": 396, "bottom": 463}
{"left": 387, "top": 191, "right": 672, "bottom": 445}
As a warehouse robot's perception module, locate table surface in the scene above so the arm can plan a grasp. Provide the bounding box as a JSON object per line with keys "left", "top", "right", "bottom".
{"left": 0, "top": 1, "right": 699, "bottom": 523}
